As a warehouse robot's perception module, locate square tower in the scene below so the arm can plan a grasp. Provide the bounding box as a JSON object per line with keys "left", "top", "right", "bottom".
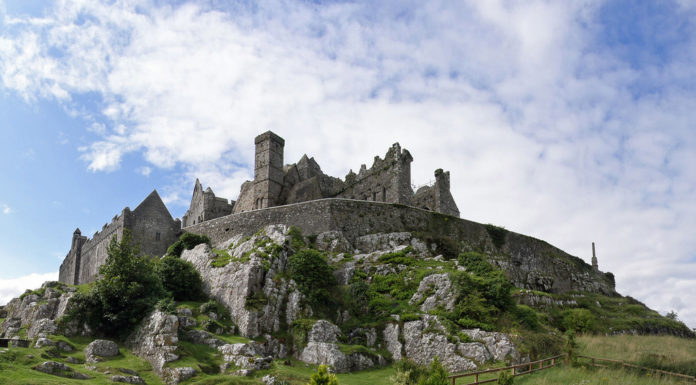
{"left": 254, "top": 131, "right": 285, "bottom": 209}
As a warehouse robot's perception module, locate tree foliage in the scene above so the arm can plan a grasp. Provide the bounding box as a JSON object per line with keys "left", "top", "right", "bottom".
{"left": 167, "top": 232, "right": 211, "bottom": 257}
{"left": 156, "top": 255, "right": 205, "bottom": 301}
{"left": 288, "top": 249, "right": 336, "bottom": 307}
{"left": 307, "top": 365, "right": 339, "bottom": 385}
{"left": 65, "top": 230, "right": 166, "bottom": 339}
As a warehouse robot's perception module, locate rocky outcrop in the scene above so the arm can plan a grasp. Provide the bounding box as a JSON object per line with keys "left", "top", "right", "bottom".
{"left": 383, "top": 323, "right": 403, "bottom": 361}
{"left": 111, "top": 375, "right": 146, "bottom": 384}
{"left": 218, "top": 343, "right": 273, "bottom": 371}
{"left": 85, "top": 339, "right": 120, "bottom": 363}
{"left": 182, "top": 225, "right": 309, "bottom": 339}
{"left": 34, "top": 361, "right": 90, "bottom": 379}
{"left": 401, "top": 315, "right": 520, "bottom": 373}
{"left": 126, "top": 311, "right": 180, "bottom": 380}
{"left": 298, "top": 320, "right": 384, "bottom": 373}
{"left": 409, "top": 273, "right": 456, "bottom": 312}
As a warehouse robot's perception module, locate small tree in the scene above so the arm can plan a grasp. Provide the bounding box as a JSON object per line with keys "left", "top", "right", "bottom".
{"left": 156, "top": 256, "right": 205, "bottom": 301}
{"left": 288, "top": 249, "right": 336, "bottom": 307}
{"left": 64, "top": 230, "right": 166, "bottom": 339}
{"left": 417, "top": 357, "right": 449, "bottom": 385}
{"left": 307, "top": 365, "right": 339, "bottom": 385}
{"left": 666, "top": 310, "right": 679, "bottom": 321}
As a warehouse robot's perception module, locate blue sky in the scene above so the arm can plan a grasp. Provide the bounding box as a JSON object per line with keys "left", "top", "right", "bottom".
{"left": 0, "top": 0, "right": 695, "bottom": 329}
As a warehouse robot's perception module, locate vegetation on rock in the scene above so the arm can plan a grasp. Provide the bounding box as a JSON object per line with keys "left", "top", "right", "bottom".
{"left": 167, "top": 232, "right": 211, "bottom": 257}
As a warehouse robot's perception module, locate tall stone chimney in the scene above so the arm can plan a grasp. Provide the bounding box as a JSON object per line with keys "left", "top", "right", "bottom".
{"left": 591, "top": 242, "right": 598, "bottom": 270}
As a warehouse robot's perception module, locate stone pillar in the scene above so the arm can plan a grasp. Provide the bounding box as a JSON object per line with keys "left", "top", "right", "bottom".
{"left": 591, "top": 242, "right": 598, "bottom": 270}
{"left": 71, "top": 228, "right": 85, "bottom": 285}
{"left": 253, "top": 131, "right": 285, "bottom": 209}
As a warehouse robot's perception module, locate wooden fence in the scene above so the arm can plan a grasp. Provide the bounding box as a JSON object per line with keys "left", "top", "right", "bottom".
{"left": 448, "top": 355, "right": 563, "bottom": 385}
{"left": 577, "top": 355, "right": 696, "bottom": 383}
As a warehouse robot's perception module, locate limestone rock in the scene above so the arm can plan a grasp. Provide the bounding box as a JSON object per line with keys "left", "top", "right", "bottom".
{"left": 307, "top": 320, "right": 341, "bottom": 343}
{"left": 28, "top": 318, "right": 57, "bottom": 339}
{"left": 409, "top": 273, "right": 457, "bottom": 312}
{"left": 457, "top": 342, "right": 492, "bottom": 364}
{"left": 126, "top": 311, "right": 179, "bottom": 377}
{"left": 111, "top": 375, "right": 146, "bottom": 384}
{"left": 34, "top": 361, "right": 90, "bottom": 379}
{"left": 402, "top": 316, "right": 477, "bottom": 373}
{"left": 218, "top": 343, "right": 273, "bottom": 370}
{"left": 184, "top": 330, "right": 224, "bottom": 348}
{"left": 162, "top": 367, "right": 196, "bottom": 384}
{"left": 34, "top": 337, "right": 56, "bottom": 348}
{"left": 355, "top": 232, "right": 412, "bottom": 253}
{"left": 85, "top": 340, "right": 120, "bottom": 363}
{"left": 57, "top": 340, "right": 75, "bottom": 352}
{"left": 462, "top": 329, "right": 520, "bottom": 362}
{"left": 383, "top": 323, "right": 402, "bottom": 361}
{"left": 315, "top": 231, "right": 353, "bottom": 253}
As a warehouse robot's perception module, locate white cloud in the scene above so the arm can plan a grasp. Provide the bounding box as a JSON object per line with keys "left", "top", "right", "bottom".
{"left": 137, "top": 166, "right": 152, "bottom": 177}
{"left": 2, "top": 204, "right": 11, "bottom": 215}
{"left": 0, "top": 272, "right": 58, "bottom": 306}
{"left": 0, "top": 1, "right": 695, "bottom": 329}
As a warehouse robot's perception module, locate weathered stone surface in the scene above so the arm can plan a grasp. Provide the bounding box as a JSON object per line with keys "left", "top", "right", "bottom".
{"left": 218, "top": 343, "right": 273, "bottom": 370}
{"left": 34, "top": 337, "right": 56, "bottom": 348}
{"left": 182, "top": 226, "right": 305, "bottom": 339}
{"left": 307, "top": 320, "right": 341, "bottom": 343}
{"left": 403, "top": 316, "right": 477, "bottom": 373}
{"left": 162, "top": 367, "right": 196, "bottom": 384}
{"left": 184, "top": 330, "right": 224, "bottom": 348}
{"left": 111, "top": 375, "right": 146, "bottom": 384}
{"left": 315, "top": 231, "right": 353, "bottom": 253}
{"left": 178, "top": 316, "right": 197, "bottom": 329}
{"left": 66, "top": 356, "right": 83, "bottom": 364}
{"left": 28, "top": 318, "right": 57, "bottom": 339}
{"left": 85, "top": 339, "right": 120, "bottom": 363}
{"left": 383, "top": 323, "right": 402, "bottom": 361}
{"left": 409, "top": 273, "right": 457, "bottom": 312}
{"left": 457, "top": 342, "right": 492, "bottom": 364}
{"left": 462, "top": 329, "right": 520, "bottom": 362}
{"left": 126, "top": 311, "right": 179, "bottom": 377}
{"left": 34, "top": 361, "right": 90, "bottom": 379}
{"left": 355, "top": 232, "right": 412, "bottom": 253}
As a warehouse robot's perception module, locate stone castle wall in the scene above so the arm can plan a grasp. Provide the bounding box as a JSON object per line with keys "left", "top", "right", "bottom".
{"left": 58, "top": 191, "right": 180, "bottom": 285}
{"left": 184, "top": 199, "right": 615, "bottom": 295}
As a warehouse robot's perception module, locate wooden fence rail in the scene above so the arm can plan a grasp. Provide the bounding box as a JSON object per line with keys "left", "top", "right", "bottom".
{"left": 448, "top": 355, "right": 563, "bottom": 385}
{"left": 577, "top": 355, "right": 696, "bottom": 383}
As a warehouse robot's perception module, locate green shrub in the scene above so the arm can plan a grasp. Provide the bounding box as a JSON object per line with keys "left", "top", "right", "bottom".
{"left": 288, "top": 226, "right": 306, "bottom": 250}
{"left": 64, "top": 230, "right": 166, "bottom": 339}
{"left": 391, "top": 358, "right": 449, "bottom": 385}
{"left": 563, "top": 308, "right": 596, "bottom": 333}
{"left": 497, "top": 370, "right": 514, "bottom": 385}
{"left": 156, "top": 256, "right": 205, "bottom": 301}
{"left": 167, "top": 233, "right": 211, "bottom": 257}
{"left": 288, "top": 249, "right": 336, "bottom": 308}
{"left": 156, "top": 297, "right": 176, "bottom": 314}
{"left": 307, "top": 364, "right": 339, "bottom": 385}
{"left": 515, "top": 305, "right": 539, "bottom": 330}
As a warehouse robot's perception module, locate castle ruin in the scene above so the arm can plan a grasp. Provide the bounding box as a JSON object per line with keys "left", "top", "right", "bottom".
{"left": 225, "top": 131, "right": 459, "bottom": 217}
{"left": 59, "top": 131, "right": 459, "bottom": 285}
{"left": 58, "top": 191, "right": 180, "bottom": 285}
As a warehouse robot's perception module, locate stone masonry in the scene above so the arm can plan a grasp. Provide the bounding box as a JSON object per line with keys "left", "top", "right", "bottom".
{"left": 59, "top": 190, "right": 180, "bottom": 285}
{"left": 181, "top": 179, "right": 234, "bottom": 227}
{"left": 227, "top": 131, "right": 459, "bottom": 217}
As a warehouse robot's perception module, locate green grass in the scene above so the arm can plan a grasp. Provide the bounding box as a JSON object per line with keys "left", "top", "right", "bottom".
{"left": 578, "top": 334, "right": 696, "bottom": 377}
{"left": 513, "top": 365, "right": 688, "bottom": 385}
{"left": 0, "top": 336, "right": 163, "bottom": 385}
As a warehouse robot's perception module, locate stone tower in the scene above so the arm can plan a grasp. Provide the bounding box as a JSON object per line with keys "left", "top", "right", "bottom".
{"left": 592, "top": 242, "right": 598, "bottom": 270}
{"left": 253, "top": 131, "right": 285, "bottom": 209}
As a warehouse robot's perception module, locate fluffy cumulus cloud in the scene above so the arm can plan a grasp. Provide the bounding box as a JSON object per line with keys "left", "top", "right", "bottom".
{"left": 0, "top": 272, "right": 58, "bottom": 305}
{"left": 1, "top": 0, "right": 695, "bottom": 327}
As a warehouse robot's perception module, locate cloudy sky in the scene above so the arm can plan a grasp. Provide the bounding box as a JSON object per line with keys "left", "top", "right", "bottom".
{"left": 0, "top": 0, "right": 695, "bottom": 329}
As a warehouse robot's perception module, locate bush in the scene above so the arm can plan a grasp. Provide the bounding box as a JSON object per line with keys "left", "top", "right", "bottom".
{"left": 515, "top": 305, "right": 539, "bottom": 330}
{"left": 391, "top": 358, "right": 449, "bottom": 385}
{"left": 167, "top": 233, "right": 211, "bottom": 257}
{"left": 156, "top": 256, "right": 205, "bottom": 301}
{"left": 65, "top": 230, "right": 166, "bottom": 338}
{"left": 307, "top": 364, "right": 339, "bottom": 385}
{"left": 156, "top": 297, "right": 176, "bottom": 314}
{"left": 497, "top": 370, "right": 514, "bottom": 385}
{"left": 563, "top": 308, "right": 596, "bottom": 333}
{"left": 288, "top": 249, "right": 336, "bottom": 308}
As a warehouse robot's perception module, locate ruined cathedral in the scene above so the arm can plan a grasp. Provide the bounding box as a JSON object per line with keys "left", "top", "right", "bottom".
{"left": 59, "top": 131, "right": 459, "bottom": 285}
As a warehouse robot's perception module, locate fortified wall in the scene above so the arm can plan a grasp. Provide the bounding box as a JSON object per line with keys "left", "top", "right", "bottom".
{"left": 59, "top": 190, "right": 180, "bottom": 285}
{"left": 221, "top": 131, "right": 459, "bottom": 217}
{"left": 184, "top": 199, "right": 615, "bottom": 295}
